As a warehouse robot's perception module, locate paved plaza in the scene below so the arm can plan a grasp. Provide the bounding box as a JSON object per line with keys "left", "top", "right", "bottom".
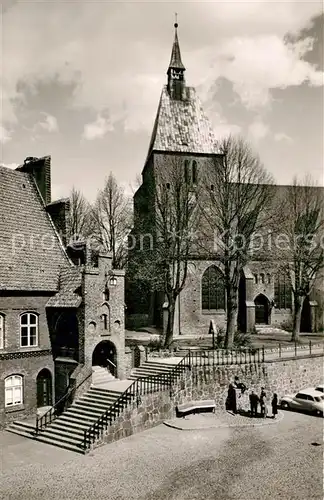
{"left": 1, "top": 410, "right": 322, "bottom": 500}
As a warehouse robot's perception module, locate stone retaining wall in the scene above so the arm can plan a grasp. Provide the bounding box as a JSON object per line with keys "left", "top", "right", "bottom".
{"left": 90, "top": 355, "right": 323, "bottom": 451}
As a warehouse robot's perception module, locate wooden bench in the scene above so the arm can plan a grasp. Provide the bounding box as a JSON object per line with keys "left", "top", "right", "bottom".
{"left": 176, "top": 400, "right": 216, "bottom": 418}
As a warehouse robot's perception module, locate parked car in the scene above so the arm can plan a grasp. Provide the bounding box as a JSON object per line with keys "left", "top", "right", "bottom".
{"left": 314, "top": 384, "right": 324, "bottom": 393}
{"left": 280, "top": 388, "right": 324, "bottom": 416}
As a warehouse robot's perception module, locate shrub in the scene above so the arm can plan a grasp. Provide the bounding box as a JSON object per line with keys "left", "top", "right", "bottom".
{"left": 280, "top": 319, "right": 293, "bottom": 332}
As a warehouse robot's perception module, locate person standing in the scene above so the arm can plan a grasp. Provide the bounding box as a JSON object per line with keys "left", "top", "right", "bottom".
{"left": 271, "top": 393, "right": 278, "bottom": 419}
{"left": 249, "top": 391, "right": 259, "bottom": 417}
{"left": 260, "top": 387, "right": 267, "bottom": 418}
{"left": 227, "top": 384, "right": 237, "bottom": 414}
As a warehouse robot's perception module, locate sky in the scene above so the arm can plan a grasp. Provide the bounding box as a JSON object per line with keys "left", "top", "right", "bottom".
{"left": 1, "top": 0, "right": 323, "bottom": 202}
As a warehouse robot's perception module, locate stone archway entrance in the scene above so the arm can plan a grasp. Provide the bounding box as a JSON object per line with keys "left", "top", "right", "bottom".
{"left": 36, "top": 369, "right": 52, "bottom": 407}
{"left": 92, "top": 340, "right": 117, "bottom": 377}
{"left": 254, "top": 294, "right": 269, "bottom": 325}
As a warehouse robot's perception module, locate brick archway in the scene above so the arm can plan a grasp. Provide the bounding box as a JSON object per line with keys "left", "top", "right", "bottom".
{"left": 92, "top": 340, "right": 117, "bottom": 377}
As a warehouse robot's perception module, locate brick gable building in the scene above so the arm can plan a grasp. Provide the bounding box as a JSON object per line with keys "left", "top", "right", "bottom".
{"left": 128, "top": 24, "right": 324, "bottom": 337}
{"left": 0, "top": 157, "right": 126, "bottom": 428}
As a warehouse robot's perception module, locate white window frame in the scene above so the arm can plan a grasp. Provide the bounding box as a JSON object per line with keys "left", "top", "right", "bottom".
{"left": 0, "top": 314, "right": 4, "bottom": 349}
{"left": 20, "top": 312, "right": 38, "bottom": 347}
{"left": 5, "top": 375, "right": 23, "bottom": 407}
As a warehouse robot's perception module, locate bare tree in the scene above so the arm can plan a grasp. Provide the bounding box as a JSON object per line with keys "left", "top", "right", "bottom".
{"left": 68, "top": 187, "right": 94, "bottom": 243}
{"left": 131, "top": 156, "right": 200, "bottom": 347}
{"left": 92, "top": 172, "right": 132, "bottom": 269}
{"left": 202, "top": 136, "right": 274, "bottom": 347}
{"left": 279, "top": 176, "right": 324, "bottom": 341}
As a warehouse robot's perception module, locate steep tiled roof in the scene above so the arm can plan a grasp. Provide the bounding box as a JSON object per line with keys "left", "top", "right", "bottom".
{"left": 146, "top": 86, "right": 219, "bottom": 159}
{"left": 46, "top": 267, "right": 82, "bottom": 308}
{"left": 0, "top": 166, "right": 71, "bottom": 291}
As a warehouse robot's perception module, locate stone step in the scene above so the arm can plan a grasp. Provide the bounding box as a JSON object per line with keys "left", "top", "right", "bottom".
{"left": 39, "top": 427, "right": 83, "bottom": 446}
{"left": 34, "top": 434, "right": 84, "bottom": 454}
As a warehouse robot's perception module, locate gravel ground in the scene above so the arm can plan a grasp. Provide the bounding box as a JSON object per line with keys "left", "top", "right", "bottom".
{"left": 1, "top": 410, "right": 323, "bottom": 500}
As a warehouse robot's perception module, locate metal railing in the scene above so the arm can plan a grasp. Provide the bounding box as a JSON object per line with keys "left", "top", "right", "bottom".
{"left": 35, "top": 367, "right": 93, "bottom": 435}
{"left": 82, "top": 351, "right": 191, "bottom": 451}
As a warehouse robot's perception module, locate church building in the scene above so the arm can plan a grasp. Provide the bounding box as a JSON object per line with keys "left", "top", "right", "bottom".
{"left": 129, "top": 23, "right": 323, "bottom": 337}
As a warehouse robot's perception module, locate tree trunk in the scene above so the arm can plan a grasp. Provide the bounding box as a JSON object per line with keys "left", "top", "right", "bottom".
{"left": 225, "top": 285, "right": 238, "bottom": 348}
{"left": 164, "top": 298, "right": 176, "bottom": 348}
{"left": 291, "top": 295, "right": 304, "bottom": 342}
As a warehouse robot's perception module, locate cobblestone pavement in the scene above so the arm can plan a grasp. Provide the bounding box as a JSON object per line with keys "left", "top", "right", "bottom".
{"left": 164, "top": 408, "right": 284, "bottom": 430}
{"left": 0, "top": 410, "right": 322, "bottom": 500}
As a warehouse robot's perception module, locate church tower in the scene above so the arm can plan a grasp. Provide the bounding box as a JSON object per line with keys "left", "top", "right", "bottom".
{"left": 167, "top": 21, "right": 186, "bottom": 100}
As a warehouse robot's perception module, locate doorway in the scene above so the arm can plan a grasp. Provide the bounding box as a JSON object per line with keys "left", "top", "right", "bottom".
{"left": 300, "top": 297, "right": 312, "bottom": 333}
{"left": 92, "top": 340, "right": 117, "bottom": 377}
{"left": 36, "top": 369, "right": 52, "bottom": 407}
{"left": 254, "top": 294, "right": 269, "bottom": 325}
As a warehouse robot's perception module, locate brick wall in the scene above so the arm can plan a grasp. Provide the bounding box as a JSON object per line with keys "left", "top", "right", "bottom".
{"left": 0, "top": 354, "right": 54, "bottom": 428}
{"left": 75, "top": 253, "right": 126, "bottom": 386}
{"left": 0, "top": 292, "right": 55, "bottom": 428}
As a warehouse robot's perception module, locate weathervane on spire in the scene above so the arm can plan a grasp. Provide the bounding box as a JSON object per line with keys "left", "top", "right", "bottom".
{"left": 174, "top": 12, "right": 178, "bottom": 28}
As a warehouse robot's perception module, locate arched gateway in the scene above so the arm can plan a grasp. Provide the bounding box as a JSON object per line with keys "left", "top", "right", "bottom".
{"left": 254, "top": 294, "right": 269, "bottom": 325}
{"left": 92, "top": 340, "right": 117, "bottom": 377}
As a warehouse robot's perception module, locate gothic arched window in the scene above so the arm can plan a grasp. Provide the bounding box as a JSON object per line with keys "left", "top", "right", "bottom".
{"left": 184, "top": 160, "right": 190, "bottom": 184}
{"left": 274, "top": 272, "right": 292, "bottom": 309}
{"left": 202, "top": 266, "right": 225, "bottom": 310}
{"left": 192, "top": 161, "right": 198, "bottom": 184}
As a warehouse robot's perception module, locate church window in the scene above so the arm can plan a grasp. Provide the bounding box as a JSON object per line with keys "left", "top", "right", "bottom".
{"left": 101, "top": 314, "right": 108, "bottom": 330}
{"left": 192, "top": 161, "right": 198, "bottom": 184}
{"left": 202, "top": 266, "right": 225, "bottom": 310}
{"left": 0, "top": 314, "right": 4, "bottom": 349}
{"left": 274, "top": 273, "right": 292, "bottom": 309}
{"left": 166, "top": 183, "right": 170, "bottom": 190}
{"left": 260, "top": 273, "right": 265, "bottom": 284}
{"left": 210, "top": 185, "right": 214, "bottom": 191}
{"left": 184, "top": 160, "right": 190, "bottom": 184}
{"left": 267, "top": 273, "right": 271, "bottom": 284}
{"left": 253, "top": 274, "right": 258, "bottom": 284}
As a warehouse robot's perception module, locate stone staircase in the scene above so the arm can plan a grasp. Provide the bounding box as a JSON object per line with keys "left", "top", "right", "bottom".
{"left": 91, "top": 365, "right": 116, "bottom": 388}
{"left": 255, "top": 324, "right": 289, "bottom": 335}
{"left": 6, "top": 386, "right": 124, "bottom": 453}
{"left": 128, "top": 360, "right": 178, "bottom": 380}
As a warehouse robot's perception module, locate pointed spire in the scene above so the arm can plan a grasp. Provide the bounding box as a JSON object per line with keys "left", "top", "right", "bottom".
{"left": 168, "top": 17, "right": 185, "bottom": 71}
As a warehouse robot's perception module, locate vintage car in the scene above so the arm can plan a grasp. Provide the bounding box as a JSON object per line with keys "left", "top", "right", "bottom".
{"left": 280, "top": 388, "right": 324, "bottom": 416}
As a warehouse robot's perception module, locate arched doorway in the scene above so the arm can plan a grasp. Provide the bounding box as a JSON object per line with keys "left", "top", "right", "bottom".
{"left": 254, "top": 294, "right": 269, "bottom": 325}
{"left": 36, "top": 369, "right": 52, "bottom": 407}
{"left": 92, "top": 340, "right": 117, "bottom": 377}
{"left": 301, "top": 297, "right": 312, "bottom": 333}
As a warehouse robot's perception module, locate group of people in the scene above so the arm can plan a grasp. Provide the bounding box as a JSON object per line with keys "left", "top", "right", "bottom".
{"left": 226, "top": 377, "right": 278, "bottom": 419}
{"left": 249, "top": 388, "right": 278, "bottom": 418}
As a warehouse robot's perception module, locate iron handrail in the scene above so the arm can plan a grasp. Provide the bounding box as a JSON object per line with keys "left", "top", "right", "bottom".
{"left": 35, "top": 366, "right": 93, "bottom": 434}
{"left": 82, "top": 351, "right": 191, "bottom": 451}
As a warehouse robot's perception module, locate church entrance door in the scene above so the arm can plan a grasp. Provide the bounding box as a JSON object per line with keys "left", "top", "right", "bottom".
{"left": 254, "top": 294, "right": 269, "bottom": 324}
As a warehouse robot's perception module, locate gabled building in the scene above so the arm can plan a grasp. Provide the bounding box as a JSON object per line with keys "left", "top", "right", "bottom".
{"left": 0, "top": 157, "right": 126, "bottom": 429}
{"left": 129, "top": 23, "right": 324, "bottom": 336}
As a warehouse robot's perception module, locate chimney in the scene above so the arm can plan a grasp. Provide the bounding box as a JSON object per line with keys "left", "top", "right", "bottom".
{"left": 16, "top": 155, "right": 51, "bottom": 204}
{"left": 46, "top": 198, "right": 71, "bottom": 246}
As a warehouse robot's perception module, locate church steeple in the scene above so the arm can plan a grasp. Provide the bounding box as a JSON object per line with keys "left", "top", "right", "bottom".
{"left": 167, "top": 18, "right": 186, "bottom": 100}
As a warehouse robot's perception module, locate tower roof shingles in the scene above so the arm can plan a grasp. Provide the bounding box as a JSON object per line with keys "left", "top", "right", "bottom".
{"left": 146, "top": 85, "right": 219, "bottom": 159}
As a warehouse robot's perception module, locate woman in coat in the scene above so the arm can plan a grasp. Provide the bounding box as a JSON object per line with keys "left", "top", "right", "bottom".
{"left": 271, "top": 393, "right": 278, "bottom": 418}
